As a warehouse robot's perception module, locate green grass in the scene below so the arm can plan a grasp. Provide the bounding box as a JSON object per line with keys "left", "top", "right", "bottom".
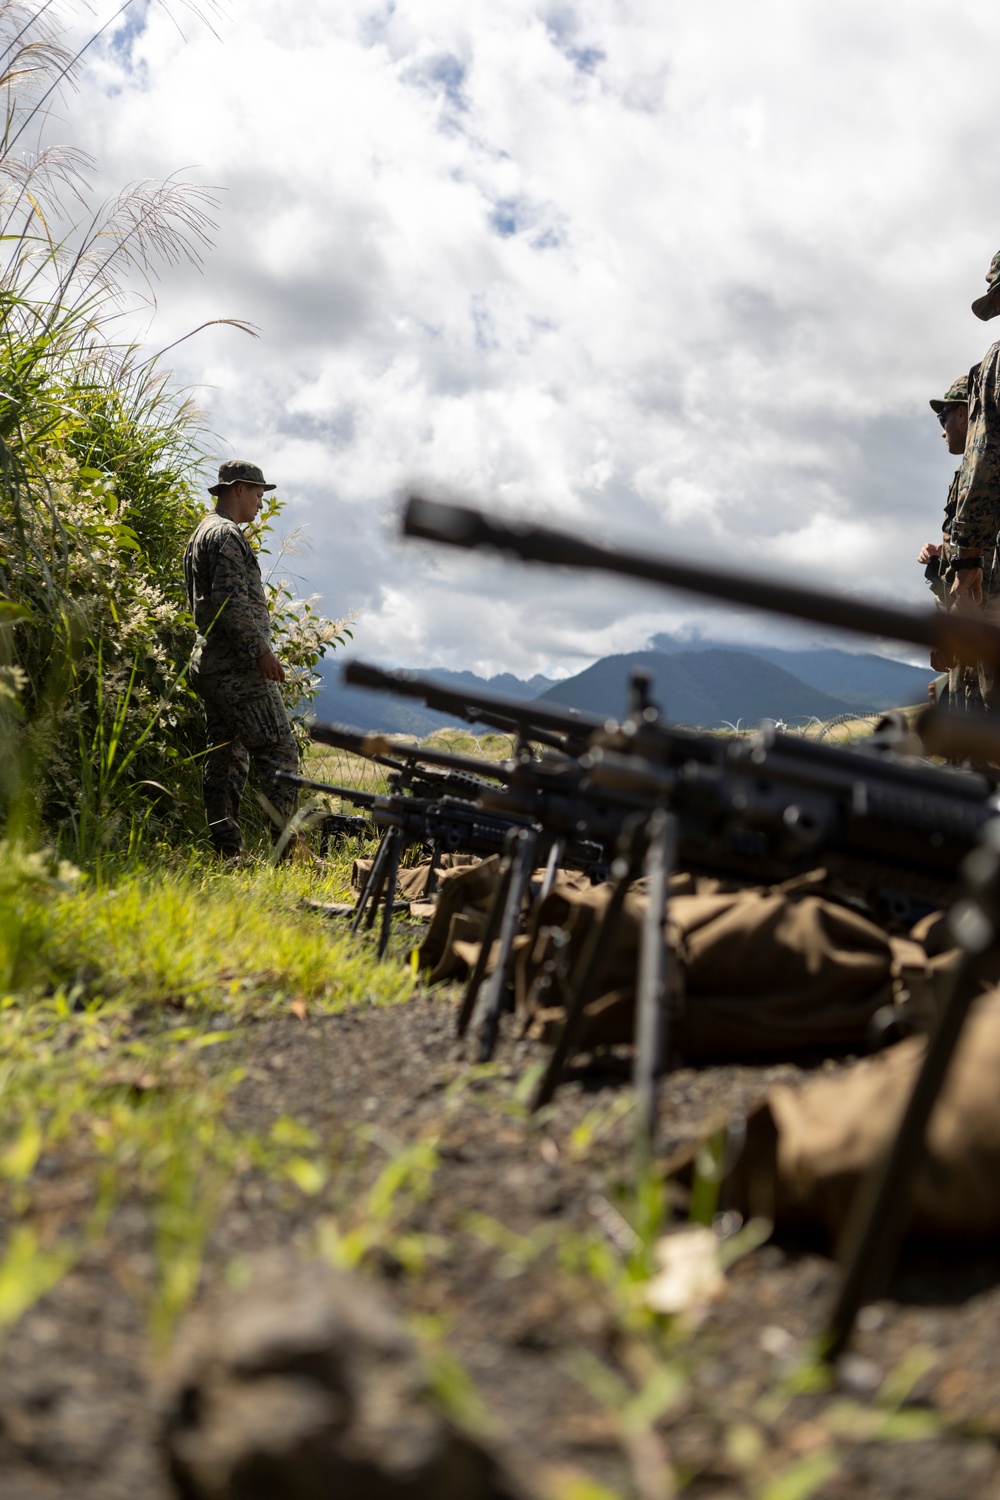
{"left": 0, "top": 843, "right": 416, "bottom": 1342}
{"left": 2, "top": 844, "right": 410, "bottom": 1018}
{"left": 54, "top": 859, "right": 410, "bottom": 1015}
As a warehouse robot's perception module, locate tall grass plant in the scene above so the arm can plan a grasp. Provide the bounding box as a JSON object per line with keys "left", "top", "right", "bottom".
{"left": 0, "top": 2, "right": 348, "bottom": 861}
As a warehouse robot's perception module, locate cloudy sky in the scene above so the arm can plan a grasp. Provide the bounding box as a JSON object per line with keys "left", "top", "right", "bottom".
{"left": 50, "top": 0, "right": 1000, "bottom": 676}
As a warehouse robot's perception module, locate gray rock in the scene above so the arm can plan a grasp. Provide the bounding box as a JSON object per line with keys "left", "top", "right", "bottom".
{"left": 161, "top": 1253, "right": 523, "bottom": 1500}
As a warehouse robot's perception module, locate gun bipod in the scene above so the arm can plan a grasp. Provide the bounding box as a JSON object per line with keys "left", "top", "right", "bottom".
{"left": 350, "top": 828, "right": 387, "bottom": 933}
{"left": 635, "top": 809, "right": 676, "bottom": 1155}
{"left": 377, "top": 829, "right": 405, "bottom": 960}
{"left": 527, "top": 808, "right": 677, "bottom": 1157}
{"left": 531, "top": 812, "right": 650, "bottom": 1111}
{"left": 456, "top": 831, "right": 518, "bottom": 1039}
{"left": 472, "top": 826, "right": 540, "bottom": 1062}
{"left": 824, "top": 815, "right": 1000, "bottom": 1358}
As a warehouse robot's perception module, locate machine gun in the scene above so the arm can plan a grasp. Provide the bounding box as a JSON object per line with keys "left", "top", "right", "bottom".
{"left": 294, "top": 724, "right": 509, "bottom": 952}
{"left": 300, "top": 724, "right": 604, "bottom": 963}
{"left": 396, "top": 492, "right": 1000, "bottom": 1361}
{"left": 279, "top": 772, "right": 378, "bottom": 809}
{"left": 309, "top": 720, "right": 512, "bottom": 792}
{"left": 339, "top": 662, "right": 997, "bottom": 921}
{"left": 345, "top": 661, "right": 1000, "bottom": 1087}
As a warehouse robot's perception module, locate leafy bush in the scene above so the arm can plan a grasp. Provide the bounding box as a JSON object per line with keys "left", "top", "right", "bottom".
{"left": 0, "top": 3, "right": 348, "bottom": 861}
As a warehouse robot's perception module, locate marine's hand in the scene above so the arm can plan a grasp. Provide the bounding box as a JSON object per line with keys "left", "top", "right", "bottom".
{"left": 257, "top": 650, "right": 285, "bottom": 682}
{"left": 949, "top": 568, "right": 984, "bottom": 608}
{"left": 918, "top": 542, "right": 942, "bottom": 564}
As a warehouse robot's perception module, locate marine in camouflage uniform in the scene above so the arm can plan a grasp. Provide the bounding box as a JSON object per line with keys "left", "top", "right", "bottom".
{"left": 920, "top": 375, "right": 983, "bottom": 712}
{"left": 951, "top": 252, "right": 1000, "bottom": 706}
{"left": 184, "top": 460, "right": 298, "bottom": 856}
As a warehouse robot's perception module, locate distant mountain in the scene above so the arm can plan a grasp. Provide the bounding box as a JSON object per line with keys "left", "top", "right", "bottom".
{"left": 429, "top": 669, "right": 555, "bottom": 698}
{"left": 535, "top": 649, "right": 854, "bottom": 727}
{"left": 311, "top": 659, "right": 554, "bottom": 737}
{"left": 649, "top": 635, "right": 933, "bottom": 711}
{"left": 311, "top": 641, "right": 925, "bottom": 735}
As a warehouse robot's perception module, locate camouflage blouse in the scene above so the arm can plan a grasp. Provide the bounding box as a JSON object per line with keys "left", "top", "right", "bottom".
{"left": 953, "top": 343, "right": 1000, "bottom": 553}
{"left": 183, "top": 511, "right": 272, "bottom": 677}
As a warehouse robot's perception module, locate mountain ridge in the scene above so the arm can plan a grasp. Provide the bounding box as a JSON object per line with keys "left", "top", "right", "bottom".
{"left": 534, "top": 648, "right": 854, "bottom": 726}
{"left": 311, "top": 642, "right": 933, "bottom": 735}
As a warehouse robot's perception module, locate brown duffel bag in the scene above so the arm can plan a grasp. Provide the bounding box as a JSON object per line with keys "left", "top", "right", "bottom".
{"left": 350, "top": 852, "right": 480, "bottom": 904}
{"left": 415, "top": 857, "right": 505, "bottom": 985}
{"left": 720, "top": 991, "right": 1000, "bottom": 1239}
{"left": 414, "top": 863, "right": 597, "bottom": 986}
{"left": 518, "top": 874, "right": 928, "bottom": 1061}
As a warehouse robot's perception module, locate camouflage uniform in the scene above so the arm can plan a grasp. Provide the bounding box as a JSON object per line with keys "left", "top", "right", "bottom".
{"left": 953, "top": 252, "right": 1000, "bottom": 707}
{"left": 925, "top": 376, "right": 983, "bottom": 712}
{"left": 183, "top": 467, "right": 298, "bottom": 854}
{"left": 952, "top": 353, "right": 1000, "bottom": 556}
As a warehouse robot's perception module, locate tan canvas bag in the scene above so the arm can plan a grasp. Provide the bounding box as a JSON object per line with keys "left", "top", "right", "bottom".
{"left": 415, "top": 857, "right": 505, "bottom": 984}
{"left": 723, "top": 992, "right": 1000, "bottom": 1239}
{"left": 350, "top": 852, "right": 481, "bottom": 904}
{"left": 518, "top": 878, "right": 899, "bottom": 1060}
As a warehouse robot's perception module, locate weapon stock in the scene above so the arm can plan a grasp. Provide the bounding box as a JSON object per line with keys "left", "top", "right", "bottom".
{"left": 402, "top": 495, "right": 1000, "bottom": 670}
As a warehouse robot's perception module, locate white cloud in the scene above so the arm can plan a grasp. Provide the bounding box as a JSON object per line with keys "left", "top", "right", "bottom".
{"left": 46, "top": 0, "right": 1000, "bottom": 676}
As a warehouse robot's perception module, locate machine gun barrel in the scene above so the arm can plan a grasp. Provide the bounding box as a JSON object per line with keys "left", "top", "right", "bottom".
{"left": 309, "top": 720, "right": 515, "bottom": 784}
{"left": 402, "top": 496, "right": 1000, "bottom": 670}
{"left": 308, "top": 721, "right": 406, "bottom": 772}
{"left": 343, "top": 660, "right": 608, "bottom": 745}
{"left": 276, "top": 772, "right": 378, "bottom": 809}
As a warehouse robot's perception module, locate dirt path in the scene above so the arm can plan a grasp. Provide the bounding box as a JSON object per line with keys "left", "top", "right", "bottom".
{"left": 1, "top": 993, "right": 1000, "bottom": 1498}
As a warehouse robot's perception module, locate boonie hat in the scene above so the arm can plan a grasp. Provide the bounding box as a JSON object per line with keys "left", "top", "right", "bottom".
{"left": 929, "top": 374, "right": 971, "bottom": 414}
{"left": 208, "top": 459, "right": 276, "bottom": 496}
{"left": 972, "top": 251, "right": 1000, "bottom": 321}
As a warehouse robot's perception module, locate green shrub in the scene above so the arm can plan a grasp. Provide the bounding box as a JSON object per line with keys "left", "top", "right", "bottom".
{"left": 0, "top": 5, "right": 348, "bottom": 860}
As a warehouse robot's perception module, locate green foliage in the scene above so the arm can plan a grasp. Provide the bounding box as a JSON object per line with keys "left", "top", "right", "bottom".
{"left": 0, "top": 839, "right": 80, "bottom": 994}
{"left": 0, "top": 839, "right": 417, "bottom": 1344}
{"left": 0, "top": 4, "right": 347, "bottom": 861}
{"left": 317, "top": 1131, "right": 443, "bottom": 1275}
{"left": 3, "top": 852, "right": 414, "bottom": 1015}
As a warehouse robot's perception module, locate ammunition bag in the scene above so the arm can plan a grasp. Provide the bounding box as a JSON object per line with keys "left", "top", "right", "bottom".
{"left": 350, "top": 852, "right": 479, "bottom": 905}
{"left": 414, "top": 861, "right": 594, "bottom": 986}
{"left": 517, "top": 877, "right": 905, "bottom": 1061}
{"left": 723, "top": 992, "right": 1000, "bottom": 1239}
{"left": 416, "top": 857, "right": 504, "bottom": 984}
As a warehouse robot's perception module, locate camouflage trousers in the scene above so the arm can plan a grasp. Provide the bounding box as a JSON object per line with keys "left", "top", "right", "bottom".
{"left": 196, "top": 671, "right": 298, "bottom": 853}
{"left": 948, "top": 662, "right": 987, "bottom": 715}
{"left": 975, "top": 566, "right": 1000, "bottom": 713}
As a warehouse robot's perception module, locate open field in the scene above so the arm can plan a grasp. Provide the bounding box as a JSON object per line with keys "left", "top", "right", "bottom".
{"left": 0, "top": 848, "right": 998, "bottom": 1498}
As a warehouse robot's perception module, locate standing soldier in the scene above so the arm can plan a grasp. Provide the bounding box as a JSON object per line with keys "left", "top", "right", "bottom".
{"left": 918, "top": 374, "right": 982, "bottom": 710}
{"left": 949, "top": 253, "right": 1000, "bottom": 707}
{"left": 184, "top": 460, "right": 299, "bottom": 860}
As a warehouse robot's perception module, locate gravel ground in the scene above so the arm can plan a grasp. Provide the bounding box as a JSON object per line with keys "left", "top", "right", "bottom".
{"left": 1, "top": 986, "right": 1000, "bottom": 1498}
